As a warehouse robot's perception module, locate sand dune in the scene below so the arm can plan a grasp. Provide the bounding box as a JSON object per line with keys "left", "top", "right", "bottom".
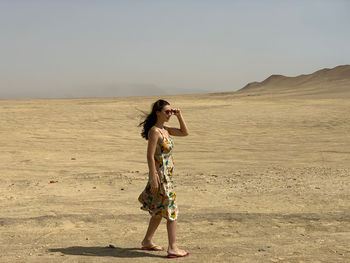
{"left": 234, "top": 65, "right": 350, "bottom": 99}
{"left": 1, "top": 75, "right": 350, "bottom": 262}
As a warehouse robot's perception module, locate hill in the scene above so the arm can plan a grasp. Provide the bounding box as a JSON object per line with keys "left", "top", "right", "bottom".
{"left": 235, "top": 65, "right": 350, "bottom": 98}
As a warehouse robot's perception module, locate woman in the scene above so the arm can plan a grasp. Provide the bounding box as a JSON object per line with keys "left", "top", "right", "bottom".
{"left": 138, "top": 99, "right": 189, "bottom": 258}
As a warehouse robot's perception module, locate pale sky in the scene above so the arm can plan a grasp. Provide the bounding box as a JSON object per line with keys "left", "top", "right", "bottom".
{"left": 1, "top": 0, "right": 349, "bottom": 99}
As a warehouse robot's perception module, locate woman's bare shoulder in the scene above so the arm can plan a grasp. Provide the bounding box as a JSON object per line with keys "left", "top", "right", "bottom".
{"left": 149, "top": 126, "right": 160, "bottom": 133}
{"left": 148, "top": 126, "right": 161, "bottom": 138}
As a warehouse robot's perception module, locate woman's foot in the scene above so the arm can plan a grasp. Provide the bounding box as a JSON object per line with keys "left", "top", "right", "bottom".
{"left": 167, "top": 247, "right": 189, "bottom": 257}
{"left": 141, "top": 240, "right": 164, "bottom": 251}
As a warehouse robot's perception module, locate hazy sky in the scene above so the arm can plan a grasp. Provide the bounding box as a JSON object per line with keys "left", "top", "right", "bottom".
{"left": 1, "top": 0, "right": 349, "bottom": 99}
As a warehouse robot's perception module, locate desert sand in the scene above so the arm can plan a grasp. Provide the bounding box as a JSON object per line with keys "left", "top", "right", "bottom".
{"left": 1, "top": 73, "right": 350, "bottom": 262}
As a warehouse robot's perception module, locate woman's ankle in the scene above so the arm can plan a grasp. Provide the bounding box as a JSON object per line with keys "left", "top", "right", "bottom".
{"left": 168, "top": 244, "right": 178, "bottom": 250}
{"left": 142, "top": 239, "right": 152, "bottom": 245}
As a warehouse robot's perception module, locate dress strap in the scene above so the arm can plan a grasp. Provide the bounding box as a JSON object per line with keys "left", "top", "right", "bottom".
{"left": 158, "top": 128, "right": 165, "bottom": 139}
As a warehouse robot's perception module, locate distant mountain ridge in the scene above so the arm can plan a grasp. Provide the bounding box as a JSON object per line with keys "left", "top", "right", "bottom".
{"left": 236, "top": 65, "right": 350, "bottom": 98}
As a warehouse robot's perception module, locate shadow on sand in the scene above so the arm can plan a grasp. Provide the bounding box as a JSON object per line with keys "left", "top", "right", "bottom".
{"left": 49, "top": 245, "right": 166, "bottom": 258}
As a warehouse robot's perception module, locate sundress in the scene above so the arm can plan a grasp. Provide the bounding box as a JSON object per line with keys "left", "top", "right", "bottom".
{"left": 138, "top": 127, "right": 178, "bottom": 221}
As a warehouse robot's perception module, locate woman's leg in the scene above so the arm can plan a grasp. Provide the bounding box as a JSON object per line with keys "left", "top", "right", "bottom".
{"left": 167, "top": 219, "right": 188, "bottom": 256}
{"left": 142, "top": 215, "right": 162, "bottom": 247}
{"left": 167, "top": 219, "right": 177, "bottom": 249}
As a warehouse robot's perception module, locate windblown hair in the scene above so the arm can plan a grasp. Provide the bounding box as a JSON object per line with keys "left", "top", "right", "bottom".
{"left": 138, "top": 99, "right": 170, "bottom": 140}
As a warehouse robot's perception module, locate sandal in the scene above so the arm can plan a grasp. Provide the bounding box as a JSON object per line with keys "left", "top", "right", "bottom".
{"left": 167, "top": 252, "right": 190, "bottom": 258}
{"left": 141, "top": 244, "right": 164, "bottom": 251}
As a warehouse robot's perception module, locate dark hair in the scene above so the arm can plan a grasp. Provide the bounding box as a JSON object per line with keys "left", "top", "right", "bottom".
{"left": 138, "top": 99, "right": 170, "bottom": 140}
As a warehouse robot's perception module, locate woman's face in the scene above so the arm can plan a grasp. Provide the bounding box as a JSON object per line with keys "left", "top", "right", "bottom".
{"left": 157, "top": 105, "right": 172, "bottom": 122}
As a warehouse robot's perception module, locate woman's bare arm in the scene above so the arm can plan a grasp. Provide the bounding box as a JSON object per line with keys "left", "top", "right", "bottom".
{"left": 166, "top": 109, "right": 189, "bottom": 136}
{"left": 147, "top": 129, "right": 160, "bottom": 182}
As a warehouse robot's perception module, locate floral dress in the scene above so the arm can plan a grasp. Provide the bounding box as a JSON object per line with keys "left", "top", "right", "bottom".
{"left": 138, "top": 127, "right": 178, "bottom": 221}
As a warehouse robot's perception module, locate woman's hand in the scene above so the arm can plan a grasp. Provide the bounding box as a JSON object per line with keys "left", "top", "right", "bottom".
{"left": 149, "top": 176, "right": 159, "bottom": 194}
{"left": 171, "top": 108, "right": 181, "bottom": 117}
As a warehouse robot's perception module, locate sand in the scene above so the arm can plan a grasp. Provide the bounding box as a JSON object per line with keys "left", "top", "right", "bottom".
{"left": 0, "top": 92, "right": 349, "bottom": 262}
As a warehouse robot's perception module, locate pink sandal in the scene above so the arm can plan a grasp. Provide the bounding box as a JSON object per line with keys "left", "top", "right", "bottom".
{"left": 167, "top": 252, "right": 190, "bottom": 258}
{"left": 141, "top": 244, "right": 164, "bottom": 251}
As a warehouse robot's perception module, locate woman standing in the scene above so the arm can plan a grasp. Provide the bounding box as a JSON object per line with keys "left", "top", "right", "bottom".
{"left": 138, "top": 99, "right": 189, "bottom": 258}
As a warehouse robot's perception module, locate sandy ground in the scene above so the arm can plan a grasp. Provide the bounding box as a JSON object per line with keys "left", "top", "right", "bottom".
{"left": 0, "top": 93, "right": 349, "bottom": 263}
